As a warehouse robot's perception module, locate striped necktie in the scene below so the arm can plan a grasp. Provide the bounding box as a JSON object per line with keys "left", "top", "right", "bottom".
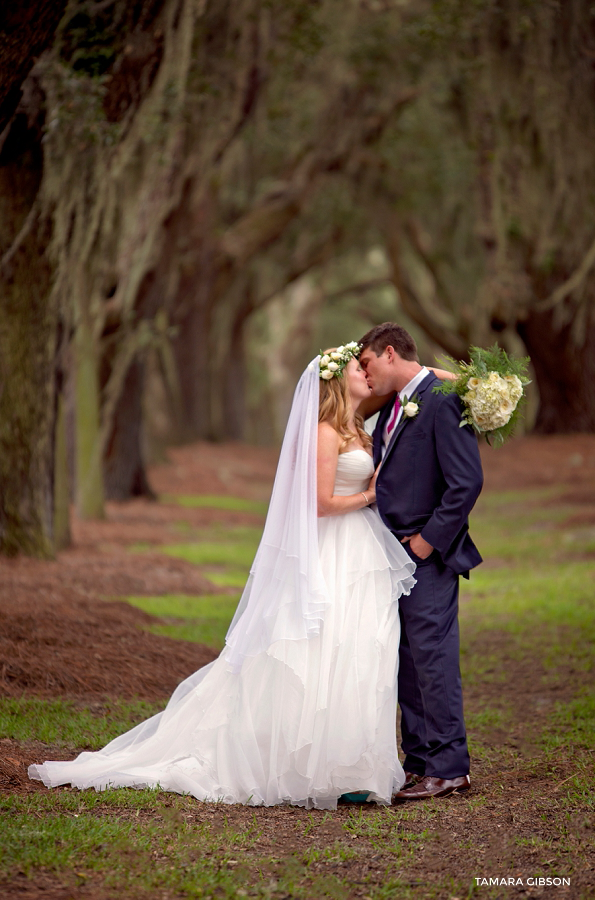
{"left": 386, "top": 396, "right": 401, "bottom": 439}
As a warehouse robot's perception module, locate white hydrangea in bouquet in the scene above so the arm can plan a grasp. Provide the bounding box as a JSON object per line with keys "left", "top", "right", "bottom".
{"left": 433, "top": 344, "right": 531, "bottom": 446}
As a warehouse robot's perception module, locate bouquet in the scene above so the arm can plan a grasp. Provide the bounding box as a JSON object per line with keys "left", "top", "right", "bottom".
{"left": 433, "top": 344, "right": 531, "bottom": 446}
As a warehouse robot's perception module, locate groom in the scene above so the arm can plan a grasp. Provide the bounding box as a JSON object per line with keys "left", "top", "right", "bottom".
{"left": 359, "top": 322, "right": 484, "bottom": 801}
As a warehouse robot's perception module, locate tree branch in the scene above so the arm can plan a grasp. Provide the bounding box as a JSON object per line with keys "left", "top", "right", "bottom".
{"left": 0, "top": 200, "right": 39, "bottom": 271}
{"left": 404, "top": 218, "right": 457, "bottom": 316}
{"left": 220, "top": 88, "right": 418, "bottom": 271}
{"left": 383, "top": 212, "right": 469, "bottom": 359}
{"left": 324, "top": 277, "right": 393, "bottom": 303}
{"left": 536, "top": 234, "right": 595, "bottom": 311}
{"left": 212, "top": 17, "right": 264, "bottom": 164}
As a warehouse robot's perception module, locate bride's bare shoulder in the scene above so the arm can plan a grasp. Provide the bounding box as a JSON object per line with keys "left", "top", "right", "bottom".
{"left": 318, "top": 421, "right": 341, "bottom": 449}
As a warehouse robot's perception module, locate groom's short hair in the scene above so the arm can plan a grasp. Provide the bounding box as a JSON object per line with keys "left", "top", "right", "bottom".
{"left": 359, "top": 322, "right": 418, "bottom": 361}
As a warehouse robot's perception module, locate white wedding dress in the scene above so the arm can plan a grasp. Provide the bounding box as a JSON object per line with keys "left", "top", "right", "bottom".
{"left": 29, "top": 449, "right": 415, "bottom": 809}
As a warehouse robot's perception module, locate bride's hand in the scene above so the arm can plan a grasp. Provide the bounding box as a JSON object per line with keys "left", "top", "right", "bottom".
{"left": 366, "top": 464, "right": 380, "bottom": 501}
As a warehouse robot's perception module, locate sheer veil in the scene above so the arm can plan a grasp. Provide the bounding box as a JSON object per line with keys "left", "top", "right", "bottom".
{"left": 223, "top": 355, "right": 328, "bottom": 674}
{"left": 83, "top": 355, "right": 326, "bottom": 721}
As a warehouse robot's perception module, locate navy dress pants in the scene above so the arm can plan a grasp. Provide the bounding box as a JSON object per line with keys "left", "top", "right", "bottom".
{"left": 398, "top": 549, "right": 470, "bottom": 779}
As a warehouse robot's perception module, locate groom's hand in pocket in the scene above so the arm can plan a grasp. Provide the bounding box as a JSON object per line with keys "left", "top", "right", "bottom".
{"left": 401, "top": 533, "right": 433, "bottom": 560}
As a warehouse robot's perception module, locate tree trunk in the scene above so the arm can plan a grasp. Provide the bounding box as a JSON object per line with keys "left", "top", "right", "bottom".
{"left": 517, "top": 308, "right": 595, "bottom": 433}
{"left": 0, "top": 82, "right": 58, "bottom": 557}
{"left": 171, "top": 190, "right": 220, "bottom": 441}
{"left": 74, "top": 316, "right": 105, "bottom": 519}
{"left": 173, "top": 296, "right": 215, "bottom": 440}
{"left": 0, "top": 222, "right": 58, "bottom": 556}
{"left": 104, "top": 357, "right": 155, "bottom": 500}
{"left": 53, "top": 391, "right": 71, "bottom": 550}
{"left": 217, "top": 285, "right": 256, "bottom": 441}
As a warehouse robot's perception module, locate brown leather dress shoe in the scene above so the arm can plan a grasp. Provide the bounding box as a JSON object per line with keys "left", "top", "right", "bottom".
{"left": 402, "top": 771, "right": 424, "bottom": 789}
{"left": 393, "top": 775, "right": 470, "bottom": 802}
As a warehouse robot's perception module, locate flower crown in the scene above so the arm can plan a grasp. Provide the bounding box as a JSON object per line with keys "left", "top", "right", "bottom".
{"left": 319, "top": 342, "right": 361, "bottom": 380}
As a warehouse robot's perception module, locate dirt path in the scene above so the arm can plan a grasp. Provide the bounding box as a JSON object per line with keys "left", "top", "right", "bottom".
{"left": 2, "top": 434, "right": 594, "bottom": 704}
{"left": 1, "top": 435, "right": 594, "bottom": 898}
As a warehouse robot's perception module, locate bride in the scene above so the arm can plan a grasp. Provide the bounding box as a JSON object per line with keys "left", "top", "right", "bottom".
{"left": 30, "top": 344, "right": 420, "bottom": 809}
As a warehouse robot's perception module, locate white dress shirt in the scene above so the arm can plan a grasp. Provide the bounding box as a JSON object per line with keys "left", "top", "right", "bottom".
{"left": 382, "top": 366, "right": 429, "bottom": 456}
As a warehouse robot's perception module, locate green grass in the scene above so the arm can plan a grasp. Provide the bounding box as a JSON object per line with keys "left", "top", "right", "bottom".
{"left": 0, "top": 788, "right": 166, "bottom": 814}
{"left": 0, "top": 697, "right": 164, "bottom": 749}
{"left": 3, "top": 485, "right": 594, "bottom": 898}
{"left": 126, "top": 593, "right": 241, "bottom": 649}
{"left": 1, "top": 813, "right": 149, "bottom": 876}
{"left": 462, "top": 562, "right": 595, "bottom": 631}
{"left": 160, "top": 538, "right": 259, "bottom": 569}
{"left": 130, "top": 523, "right": 260, "bottom": 602}
{"left": 161, "top": 494, "right": 268, "bottom": 515}
{"left": 469, "top": 486, "right": 595, "bottom": 563}
{"left": 0, "top": 798, "right": 260, "bottom": 897}
{"left": 542, "top": 693, "right": 595, "bottom": 752}
{"left": 131, "top": 525, "right": 261, "bottom": 566}
{"left": 206, "top": 569, "right": 249, "bottom": 587}
{"left": 465, "top": 706, "right": 510, "bottom": 733}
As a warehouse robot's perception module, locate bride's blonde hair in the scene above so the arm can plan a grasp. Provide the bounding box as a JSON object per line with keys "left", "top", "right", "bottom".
{"left": 318, "top": 349, "right": 372, "bottom": 453}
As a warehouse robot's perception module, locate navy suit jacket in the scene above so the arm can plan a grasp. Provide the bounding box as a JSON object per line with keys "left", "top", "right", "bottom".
{"left": 373, "top": 372, "right": 483, "bottom": 576}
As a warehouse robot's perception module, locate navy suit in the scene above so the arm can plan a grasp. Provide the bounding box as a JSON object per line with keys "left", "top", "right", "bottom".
{"left": 373, "top": 372, "right": 483, "bottom": 778}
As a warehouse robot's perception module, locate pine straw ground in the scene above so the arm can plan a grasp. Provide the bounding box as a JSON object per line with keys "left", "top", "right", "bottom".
{"left": 0, "top": 437, "right": 594, "bottom": 900}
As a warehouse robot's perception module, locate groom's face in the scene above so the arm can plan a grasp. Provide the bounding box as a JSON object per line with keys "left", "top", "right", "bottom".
{"left": 359, "top": 346, "right": 399, "bottom": 395}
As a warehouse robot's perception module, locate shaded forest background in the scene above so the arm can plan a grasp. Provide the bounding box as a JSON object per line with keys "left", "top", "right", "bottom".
{"left": 1, "top": 0, "right": 595, "bottom": 558}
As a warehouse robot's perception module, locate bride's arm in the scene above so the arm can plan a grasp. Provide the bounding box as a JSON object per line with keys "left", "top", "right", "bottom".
{"left": 317, "top": 423, "right": 375, "bottom": 517}
{"left": 428, "top": 366, "right": 458, "bottom": 382}
{"left": 358, "top": 391, "right": 395, "bottom": 420}
{"left": 359, "top": 366, "right": 457, "bottom": 419}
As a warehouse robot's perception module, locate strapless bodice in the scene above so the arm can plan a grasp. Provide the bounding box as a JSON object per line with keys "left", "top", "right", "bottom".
{"left": 333, "top": 449, "right": 374, "bottom": 495}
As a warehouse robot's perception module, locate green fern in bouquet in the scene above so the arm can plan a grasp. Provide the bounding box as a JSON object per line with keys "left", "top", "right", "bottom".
{"left": 433, "top": 344, "right": 531, "bottom": 446}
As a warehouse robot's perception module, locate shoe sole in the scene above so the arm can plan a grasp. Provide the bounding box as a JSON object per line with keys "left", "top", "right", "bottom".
{"left": 393, "top": 783, "right": 470, "bottom": 802}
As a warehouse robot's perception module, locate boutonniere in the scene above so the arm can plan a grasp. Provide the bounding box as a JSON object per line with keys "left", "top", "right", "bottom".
{"left": 401, "top": 392, "right": 421, "bottom": 420}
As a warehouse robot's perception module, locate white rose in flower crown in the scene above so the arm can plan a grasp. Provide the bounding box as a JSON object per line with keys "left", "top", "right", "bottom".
{"left": 345, "top": 341, "right": 359, "bottom": 350}
{"left": 327, "top": 361, "right": 339, "bottom": 372}
{"left": 403, "top": 401, "right": 419, "bottom": 417}
{"left": 320, "top": 354, "right": 331, "bottom": 366}
{"left": 320, "top": 369, "right": 334, "bottom": 380}
{"left": 330, "top": 352, "right": 342, "bottom": 361}
{"left": 336, "top": 346, "right": 345, "bottom": 353}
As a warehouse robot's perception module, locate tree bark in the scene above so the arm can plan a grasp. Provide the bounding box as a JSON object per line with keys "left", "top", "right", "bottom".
{"left": 517, "top": 308, "right": 595, "bottom": 433}
{"left": 0, "top": 79, "right": 59, "bottom": 557}
{"left": 216, "top": 281, "right": 256, "bottom": 441}
{"left": 0, "top": 219, "right": 58, "bottom": 557}
{"left": 74, "top": 316, "right": 105, "bottom": 519}
{"left": 382, "top": 212, "right": 470, "bottom": 360}
{"left": 170, "top": 186, "right": 220, "bottom": 441}
{"left": 455, "top": 0, "right": 595, "bottom": 430}
{"left": 104, "top": 357, "right": 155, "bottom": 500}
{"left": 53, "top": 391, "right": 71, "bottom": 550}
